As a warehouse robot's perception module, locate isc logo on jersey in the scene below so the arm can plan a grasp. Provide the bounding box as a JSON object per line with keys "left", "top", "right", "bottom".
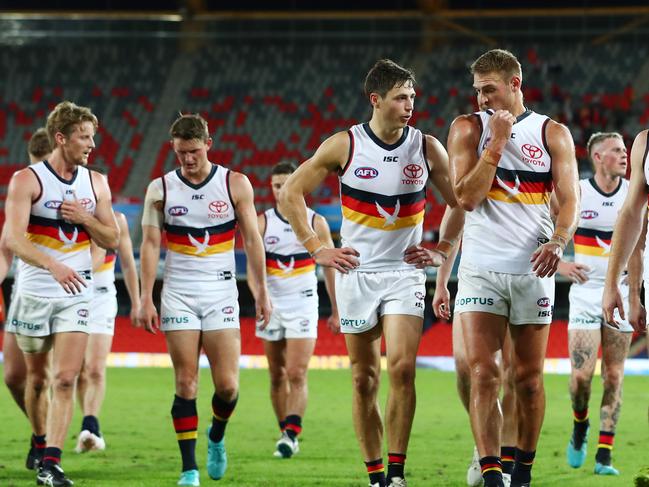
{"left": 355, "top": 167, "right": 378, "bottom": 179}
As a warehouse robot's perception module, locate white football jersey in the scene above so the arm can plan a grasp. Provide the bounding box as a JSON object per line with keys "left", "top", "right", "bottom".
{"left": 161, "top": 164, "right": 237, "bottom": 293}
{"left": 339, "top": 123, "right": 428, "bottom": 272}
{"left": 17, "top": 161, "right": 96, "bottom": 298}
{"left": 94, "top": 249, "right": 117, "bottom": 293}
{"left": 263, "top": 207, "right": 317, "bottom": 298}
{"left": 461, "top": 110, "right": 554, "bottom": 274}
{"left": 573, "top": 178, "right": 628, "bottom": 287}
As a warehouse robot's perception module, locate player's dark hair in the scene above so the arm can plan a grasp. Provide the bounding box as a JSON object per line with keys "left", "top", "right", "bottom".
{"left": 364, "top": 59, "right": 416, "bottom": 98}
{"left": 272, "top": 162, "right": 297, "bottom": 176}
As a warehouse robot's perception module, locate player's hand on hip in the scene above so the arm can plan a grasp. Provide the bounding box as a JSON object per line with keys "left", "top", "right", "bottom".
{"left": 602, "top": 284, "right": 624, "bottom": 329}
{"left": 49, "top": 260, "right": 87, "bottom": 294}
{"left": 326, "top": 311, "right": 340, "bottom": 334}
{"left": 404, "top": 245, "right": 445, "bottom": 268}
{"left": 557, "top": 261, "right": 590, "bottom": 284}
{"left": 432, "top": 286, "right": 451, "bottom": 321}
{"left": 315, "top": 247, "right": 360, "bottom": 274}
{"left": 530, "top": 241, "right": 562, "bottom": 278}
{"left": 255, "top": 294, "right": 273, "bottom": 329}
{"left": 488, "top": 110, "right": 516, "bottom": 143}
{"left": 138, "top": 300, "right": 159, "bottom": 334}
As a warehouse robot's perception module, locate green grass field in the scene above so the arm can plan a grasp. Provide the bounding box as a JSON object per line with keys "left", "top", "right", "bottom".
{"left": 0, "top": 367, "right": 648, "bottom": 486}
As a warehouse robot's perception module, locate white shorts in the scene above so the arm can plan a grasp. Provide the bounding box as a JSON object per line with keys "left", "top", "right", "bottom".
{"left": 6, "top": 293, "right": 91, "bottom": 341}
{"left": 568, "top": 282, "right": 632, "bottom": 333}
{"left": 256, "top": 295, "right": 318, "bottom": 341}
{"left": 455, "top": 263, "right": 555, "bottom": 325}
{"left": 160, "top": 281, "right": 239, "bottom": 332}
{"left": 89, "top": 290, "right": 118, "bottom": 335}
{"left": 336, "top": 269, "right": 426, "bottom": 334}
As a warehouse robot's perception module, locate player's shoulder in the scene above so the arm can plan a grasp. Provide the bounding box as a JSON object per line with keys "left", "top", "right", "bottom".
{"left": 449, "top": 113, "right": 482, "bottom": 134}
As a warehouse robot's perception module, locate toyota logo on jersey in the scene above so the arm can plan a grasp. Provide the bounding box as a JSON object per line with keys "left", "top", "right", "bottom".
{"left": 403, "top": 164, "right": 423, "bottom": 179}
{"left": 209, "top": 200, "right": 229, "bottom": 213}
{"left": 521, "top": 144, "right": 543, "bottom": 160}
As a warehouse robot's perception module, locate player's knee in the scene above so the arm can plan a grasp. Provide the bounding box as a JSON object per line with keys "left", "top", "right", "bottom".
{"left": 215, "top": 381, "right": 238, "bottom": 402}
{"left": 4, "top": 366, "right": 27, "bottom": 392}
{"left": 470, "top": 362, "right": 500, "bottom": 391}
{"left": 52, "top": 371, "right": 78, "bottom": 393}
{"left": 352, "top": 368, "right": 380, "bottom": 397}
{"left": 388, "top": 359, "right": 416, "bottom": 388}
{"left": 286, "top": 364, "right": 307, "bottom": 386}
{"left": 269, "top": 367, "right": 287, "bottom": 389}
{"left": 86, "top": 366, "right": 106, "bottom": 384}
{"left": 602, "top": 368, "right": 624, "bottom": 392}
{"left": 175, "top": 374, "right": 198, "bottom": 398}
{"left": 571, "top": 369, "right": 593, "bottom": 391}
{"left": 515, "top": 372, "right": 543, "bottom": 399}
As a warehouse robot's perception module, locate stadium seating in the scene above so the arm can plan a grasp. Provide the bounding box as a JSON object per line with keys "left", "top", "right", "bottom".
{"left": 1, "top": 39, "right": 647, "bottom": 245}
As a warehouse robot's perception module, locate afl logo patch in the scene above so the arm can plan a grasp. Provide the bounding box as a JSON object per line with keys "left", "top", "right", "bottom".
{"left": 537, "top": 297, "right": 551, "bottom": 308}
{"left": 415, "top": 291, "right": 425, "bottom": 300}
{"left": 222, "top": 306, "right": 234, "bottom": 315}
{"left": 581, "top": 210, "right": 598, "bottom": 220}
{"left": 265, "top": 236, "right": 279, "bottom": 245}
{"left": 354, "top": 167, "right": 378, "bottom": 179}
{"left": 403, "top": 164, "right": 423, "bottom": 179}
{"left": 44, "top": 200, "right": 63, "bottom": 209}
{"left": 209, "top": 200, "right": 229, "bottom": 213}
{"left": 77, "top": 309, "right": 89, "bottom": 318}
{"left": 168, "top": 206, "right": 188, "bottom": 216}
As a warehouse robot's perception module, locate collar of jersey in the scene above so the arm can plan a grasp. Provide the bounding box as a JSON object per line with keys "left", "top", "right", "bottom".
{"left": 362, "top": 123, "right": 409, "bottom": 151}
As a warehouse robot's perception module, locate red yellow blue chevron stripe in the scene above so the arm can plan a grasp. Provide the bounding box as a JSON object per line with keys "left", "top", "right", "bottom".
{"left": 341, "top": 183, "right": 425, "bottom": 230}
{"left": 164, "top": 220, "right": 235, "bottom": 256}
{"left": 573, "top": 227, "right": 612, "bottom": 257}
{"left": 96, "top": 251, "right": 116, "bottom": 274}
{"left": 26, "top": 215, "right": 90, "bottom": 253}
{"left": 487, "top": 168, "right": 552, "bottom": 205}
{"left": 266, "top": 251, "right": 315, "bottom": 278}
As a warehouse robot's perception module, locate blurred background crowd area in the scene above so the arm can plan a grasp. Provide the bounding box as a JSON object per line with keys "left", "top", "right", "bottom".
{"left": 2, "top": 0, "right": 649, "bottom": 249}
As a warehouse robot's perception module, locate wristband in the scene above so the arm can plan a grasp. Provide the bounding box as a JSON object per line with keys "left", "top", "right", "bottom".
{"left": 311, "top": 245, "right": 326, "bottom": 257}
{"left": 481, "top": 148, "right": 502, "bottom": 167}
{"left": 552, "top": 226, "right": 570, "bottom": 242}
{"left": 548, "top": 236, "right": 567, "bottom": 251}
{"left": 300, "top": 234, "right": 324, "bottom": 255}
{"left": 431, "top": 248, "right": 448, "bottom": 261}
{"left": 435, "top": 240, "right": 453, "bottom": 257}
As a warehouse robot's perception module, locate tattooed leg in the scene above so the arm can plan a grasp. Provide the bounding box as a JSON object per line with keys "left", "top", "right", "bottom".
{"left": 599, "top": 327, "right": 632, "bottom": 433}
{"left": 568, "top": 329, "right": 600, "bottom": 411}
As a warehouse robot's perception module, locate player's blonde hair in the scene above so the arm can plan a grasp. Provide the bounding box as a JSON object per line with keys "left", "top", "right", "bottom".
{"left": 470, "top": 49, "right": 522, "bottom": 82}
{"left": 46, "top": 101, "right": 98, "bottom": 148}
{"left": 586, "top": 132, "right": 623, "bottom": 162}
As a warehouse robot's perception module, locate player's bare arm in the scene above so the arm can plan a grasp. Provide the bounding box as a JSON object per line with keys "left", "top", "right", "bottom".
{"left": 531, "top": 121, "right": 579, "bottom": 278}
{"left": 116, "top": 212, "right": 141, "bottom": 327}
{"left": 5, "top": 168, "right": 87, "bottom": 294}
{"left": 60, "top": 171, "right": 120, "bottom": 250}
{"left": 603, "top": 130, "right": 649, "bottom": 327}
{"left": 313, "top": 214, "right": 339, "bottom": 333}
{"left": 281, "top": 132, "right": 360, "bottom": 273}
{"left": 432, "top": 238, "right": 461, "bottom": 321}
{"left": 246, "top": 212, "right": 266, "bottom": 301}
{"left": 405, "top": 135, "right": 465, "bottom": 268}
{"left": 138, "top": 179, "right": 163, "bottom": 333}
{"left": 231, "top": 171, "right": 272, "bottom": 328}
{"left": 449, "top": 111, "right": 515, "bottom": 211}
{"left": 626, "top": 210, "right": 647, "bottom": 333}
{"left": 0, "top": 224, "right": 14, "bottom": 284}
